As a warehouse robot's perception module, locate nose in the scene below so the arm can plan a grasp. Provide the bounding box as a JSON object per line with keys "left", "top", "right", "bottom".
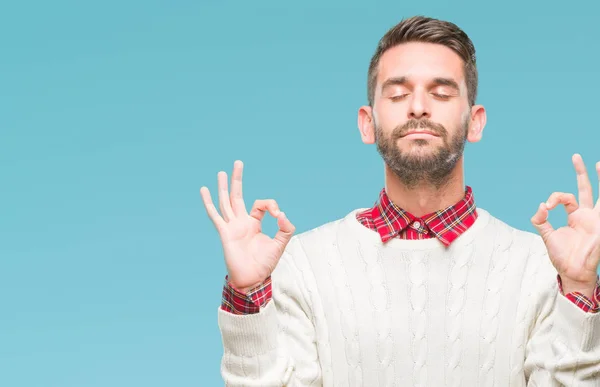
{"left": 408, "top": 90, "right": 431, "bottom": 119}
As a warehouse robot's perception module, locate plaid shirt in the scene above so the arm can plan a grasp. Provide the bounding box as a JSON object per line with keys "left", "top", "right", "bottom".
{"left": 221, "top": 186, "right": 600, "bottom": 314}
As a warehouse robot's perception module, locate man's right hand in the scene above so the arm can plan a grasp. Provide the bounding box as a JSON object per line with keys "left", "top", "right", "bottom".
{"left": 200, "top": 160, "right": 296, "bottom": 293}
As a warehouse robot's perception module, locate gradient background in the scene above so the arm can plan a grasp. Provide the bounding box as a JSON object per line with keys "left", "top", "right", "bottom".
{"left": 2, "top": 1, "right": 599, "bottom": 386}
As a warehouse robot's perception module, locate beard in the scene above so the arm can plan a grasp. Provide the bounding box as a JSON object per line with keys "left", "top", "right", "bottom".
{"left": 375, "top": 116, "right": 469, "bottom": 189}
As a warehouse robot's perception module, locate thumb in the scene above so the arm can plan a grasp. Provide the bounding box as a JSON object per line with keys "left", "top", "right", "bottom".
{"left": 273, "top": 211, "right": 296, "bottom": 248}
{"left": 531, "top": 202, "right": 554, "bottom": 242}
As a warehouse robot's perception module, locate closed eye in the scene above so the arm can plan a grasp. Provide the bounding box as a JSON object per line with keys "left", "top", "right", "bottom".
{"left": 390, "top": 94, "right": 409, "bottom": 101}
{"left": 432, "top": 93, "right": 451, "bottom": 100}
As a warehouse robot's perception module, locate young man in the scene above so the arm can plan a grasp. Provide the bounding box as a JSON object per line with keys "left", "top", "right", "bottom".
{"left": 200, "top": 16, "right": 600, "bottom": 386}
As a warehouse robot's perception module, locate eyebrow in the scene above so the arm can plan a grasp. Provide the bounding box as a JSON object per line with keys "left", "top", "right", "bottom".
{"left": 380, "top": 76, "right": 408, "bottom": 93}
{"left": 431, "top": 77, "right": 460, "bottom": 91}
{"left": 380, "top": 76, "right": 460, "bottom": 93}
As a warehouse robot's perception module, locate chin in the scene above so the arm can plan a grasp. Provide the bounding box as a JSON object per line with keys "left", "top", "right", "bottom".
{"left": 401, "top": 142, "right": 438, "bottom": 154}
{"left": 410, "top": 138, "right": 437, "bottom": 146}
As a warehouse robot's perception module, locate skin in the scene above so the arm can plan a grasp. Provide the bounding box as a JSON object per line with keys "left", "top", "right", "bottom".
{"left": 200, "top": 41, "right": 600, "bottom": 300}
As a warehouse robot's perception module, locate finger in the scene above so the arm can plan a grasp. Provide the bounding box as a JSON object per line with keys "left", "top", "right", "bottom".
{"left": 249, "top": 199, "right": 280, "bottom": 222}
{"left": 531, "top": 202, "right": 554, "bottom": 242}
{"left": 573, "top": 154, "right": 594, "bottom": 209}
{"left": 273, "top": 211, "right": 296, "bottom": 248}
{"left": 595, "top": 161, "right": 600, "bottom": 211}
{"left": 229, "top": 160, "right": 248, "bottom": 216}
{"left": 217, "top": 171, "right": 235, "bottom": 222}
{"left": 199, "top": 186, "right": 226, "bottom": 232}
{"left": 546, "top": 191, "right": 578, "bottom": 215}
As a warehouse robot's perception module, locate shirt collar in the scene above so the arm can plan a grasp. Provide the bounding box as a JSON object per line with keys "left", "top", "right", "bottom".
{"left": 367, "top": 186, "right": 477, "bottom": 246}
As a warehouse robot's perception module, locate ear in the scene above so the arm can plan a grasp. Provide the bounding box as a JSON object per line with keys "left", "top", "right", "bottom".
{"left": 358, "top": 105, "right": 375, "bottom": 144}
{"left": 467, "top": 104, "right": 486, "bottom": 143}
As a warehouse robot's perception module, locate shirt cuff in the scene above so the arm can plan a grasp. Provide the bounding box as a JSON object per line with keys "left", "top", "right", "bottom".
{"left": 220, "top": 275, "right": 273, "bottom": 314}
{"left": 557, "top": 274, "right": 600, "bottom": 313}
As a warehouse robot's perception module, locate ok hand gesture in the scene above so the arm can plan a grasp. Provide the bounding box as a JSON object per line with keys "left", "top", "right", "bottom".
{"left": 200, "top": 161, "right": 296, "bottom": 293}
{"left": 531, "top": 154, "right": 600, "bottom": 297}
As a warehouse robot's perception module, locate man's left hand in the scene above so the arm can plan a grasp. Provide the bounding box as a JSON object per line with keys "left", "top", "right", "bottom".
{"left": 531, "top": 154, "right": 600, "bottom": 299}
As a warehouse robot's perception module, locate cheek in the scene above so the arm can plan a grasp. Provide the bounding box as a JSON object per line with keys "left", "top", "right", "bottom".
{"left": 376, "top": 103, "right": 408, "bottom": 129}
{"left": 437, "top": 103, "right": 469, "bottom": 130}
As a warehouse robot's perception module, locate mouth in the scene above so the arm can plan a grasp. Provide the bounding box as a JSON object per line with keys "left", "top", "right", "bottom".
{"left": 400, "top": 131, "right": 440, "bottom": 139}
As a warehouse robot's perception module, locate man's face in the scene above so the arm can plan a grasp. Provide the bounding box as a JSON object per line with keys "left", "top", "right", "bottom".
{"left": 371, "top": 42, "right": 472, "bottom": 188}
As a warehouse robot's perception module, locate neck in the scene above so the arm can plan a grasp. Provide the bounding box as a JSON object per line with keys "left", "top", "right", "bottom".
{"left": 383, "top": 160, "right": 466, "bottom": 217}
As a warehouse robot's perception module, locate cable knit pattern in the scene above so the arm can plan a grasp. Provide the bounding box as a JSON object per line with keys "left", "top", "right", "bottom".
{"left": 406, "top": 250, "right": 429, "bottom": 386}
{"left": 477, "top": 223, "right": 513, "bottom": 386}
{"left": 509, "top": 235, "right": 548, "bottom": 384}
{"left": 331, "top": 232, "right": 362, "bottom": 386}
{"left": 296, "top": 238, "right": 332, "bottom": 386}
{"left": 218, "top": 208, "right": 600, "bottom": 386}
{"left": 357, "top": 241, "right": 395, "bottom": 386}
{"left": 444, "top": 241, "right": 475, "bottom": 387}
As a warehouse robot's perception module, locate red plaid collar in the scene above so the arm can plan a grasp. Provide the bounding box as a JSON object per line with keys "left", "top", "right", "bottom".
{"left": 356, "top": 186, "right": 478, "bottom": 246}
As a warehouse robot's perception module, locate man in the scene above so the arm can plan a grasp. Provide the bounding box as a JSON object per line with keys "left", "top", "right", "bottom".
{"left": 200, "top": 16, "right": 600, "bottom": 386}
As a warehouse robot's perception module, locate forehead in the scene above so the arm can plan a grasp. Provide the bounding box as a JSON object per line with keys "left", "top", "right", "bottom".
{"left": 377, "top": 42, "right": 466, "bottom": 86}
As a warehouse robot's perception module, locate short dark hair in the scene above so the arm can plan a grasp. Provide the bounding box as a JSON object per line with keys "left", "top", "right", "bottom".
{"left": 367, "top": 16, "right": 478, "bottom": 107}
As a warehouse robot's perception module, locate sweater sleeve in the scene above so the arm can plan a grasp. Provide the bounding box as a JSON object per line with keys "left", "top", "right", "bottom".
{"left": 523, "top": 251, "right": 600, "bottom": 385}
{"left": 217, "top": 239, "right": 322, "bottom": 386}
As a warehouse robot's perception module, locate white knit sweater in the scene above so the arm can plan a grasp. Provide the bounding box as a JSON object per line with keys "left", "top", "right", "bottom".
{"left": 217, "top": 208, "right": 600, "bottom": 386}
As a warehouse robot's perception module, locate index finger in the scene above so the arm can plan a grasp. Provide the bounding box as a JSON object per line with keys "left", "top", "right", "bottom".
{"left": 573, "top": 153, "right": 594, "bottom": 209}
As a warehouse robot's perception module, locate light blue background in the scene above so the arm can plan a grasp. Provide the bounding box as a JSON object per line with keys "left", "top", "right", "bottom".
{"left": 1, "top": 1, "right": 599, "bottom": 386}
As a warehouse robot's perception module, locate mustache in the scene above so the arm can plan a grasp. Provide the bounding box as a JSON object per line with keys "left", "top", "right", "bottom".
{"left": 392, "top": 119, "right": 447, "bottom": 139}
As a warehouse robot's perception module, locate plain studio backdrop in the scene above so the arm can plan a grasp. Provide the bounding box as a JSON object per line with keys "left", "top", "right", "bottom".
{"left": 1, "top": 1, "right": 599, "bottom": 386}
